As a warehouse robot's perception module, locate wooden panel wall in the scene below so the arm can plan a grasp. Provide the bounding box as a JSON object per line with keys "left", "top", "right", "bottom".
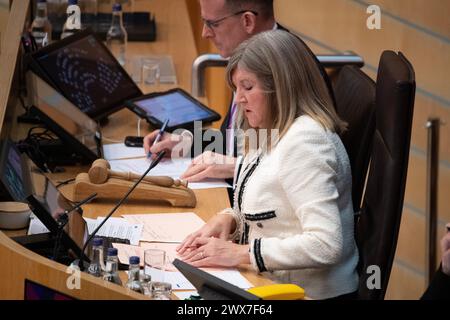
{"left": 186, "top": 0, "right": 450, "bottom": 299}
{"left": 0, "top": 0, "right": 9, "bottom": 54}
{"left": 274, "top": 0, "right": 449, "bottom": 300}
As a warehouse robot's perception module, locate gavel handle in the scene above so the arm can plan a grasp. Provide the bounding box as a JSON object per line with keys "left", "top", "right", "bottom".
{"left": 109, "top": 170, "right": 186, "bottom": 187}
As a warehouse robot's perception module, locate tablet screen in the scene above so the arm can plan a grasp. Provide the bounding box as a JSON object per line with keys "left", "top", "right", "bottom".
{"left": 31, "top": 29, "right": 142, "bottom": 120}
{"left": 130, "top": 90, "right": 220, "bottom": 129}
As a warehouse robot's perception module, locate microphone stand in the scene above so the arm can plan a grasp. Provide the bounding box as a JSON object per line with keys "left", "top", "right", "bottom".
{"left": 78, "top": 151, "right": 166, "bottom": 271}
{"left": 52, "top": 193, "right": 98, "bottom": 262}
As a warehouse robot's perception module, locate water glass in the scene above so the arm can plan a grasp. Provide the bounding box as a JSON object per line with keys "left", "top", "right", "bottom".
{"left": 141, "top": 58, "right": 160, "bottom": 88}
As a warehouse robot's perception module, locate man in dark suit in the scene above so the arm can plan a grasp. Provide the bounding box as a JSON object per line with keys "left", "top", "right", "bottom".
{"left": 144, "top": 0, "right": 333, "bottom": 183}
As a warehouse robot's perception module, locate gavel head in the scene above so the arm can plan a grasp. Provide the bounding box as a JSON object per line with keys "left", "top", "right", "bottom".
{"left": 88, "top": 159, "right": 110, "bottom": 184}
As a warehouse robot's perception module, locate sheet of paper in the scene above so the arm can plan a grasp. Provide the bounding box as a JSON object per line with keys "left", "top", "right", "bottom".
{"left": 108, "top": 157, "right": 231, "bottom": 189}
{"left": 91, "top": 217, "right": 143, "bottom": 245}
{"left": 102, "top": 143, "right": 146, "bottom": 161}
{"left": 114, "top": 243, "right": 253, "bottom": 290}
{"left": 83, "top": 217, "right": 97, "bottom": 235}
{"left": 122, "top": 212, "right": 205, "bottom": 243}
{"left": 27, "top": 214, "right": 49, "bottom": 235}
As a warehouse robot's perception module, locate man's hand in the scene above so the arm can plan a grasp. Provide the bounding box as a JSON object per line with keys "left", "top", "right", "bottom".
{"left": 181, "top": 151, "right": 237, "bottom": 181}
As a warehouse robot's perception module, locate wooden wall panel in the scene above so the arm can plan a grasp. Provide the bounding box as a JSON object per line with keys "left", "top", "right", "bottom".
{"left": 0, "top": 0, "right": 8, "bottom": 54}
{"left": 404, "top": 153, "right": 450, "bottom": 223}
{"left": 363, "top": 0, "right": 450, "bottom": 39}
{"left": 275, "top": 0, "right": 450, "bottom": 102}
{"left": 385, "top": 262, "right": 425, "bottom": 299}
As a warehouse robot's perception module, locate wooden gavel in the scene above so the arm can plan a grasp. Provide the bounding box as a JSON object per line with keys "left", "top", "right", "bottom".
{"left": 88, "top": 159, "right": 187, "bottom": 188}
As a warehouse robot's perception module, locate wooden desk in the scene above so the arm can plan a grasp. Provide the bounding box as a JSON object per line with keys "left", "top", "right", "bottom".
{"left": 0, "top": 0, "right": 272, "bottom": 299}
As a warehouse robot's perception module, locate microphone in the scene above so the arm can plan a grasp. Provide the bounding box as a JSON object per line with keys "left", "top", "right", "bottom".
{"left": 52, "top": 193, "right": 97, "bottom": 262}
{"left": 78, "top": 151, "right": 166, "bottom": 271}
{"left": 57, "top": 193, "right": 97, "bottom": 226}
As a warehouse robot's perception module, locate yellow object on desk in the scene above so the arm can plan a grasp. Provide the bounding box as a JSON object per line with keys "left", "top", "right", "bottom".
{"left": 247, "top": 284, "right": 305, "bottom": 300}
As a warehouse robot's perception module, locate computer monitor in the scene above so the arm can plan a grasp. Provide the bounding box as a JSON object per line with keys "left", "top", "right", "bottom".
{"left": 29, "top": 28, "right": 142, "bottom": 120}
{"left": 0, "top": 139, "right": 29, "bottom": 201}
{"left": 0, "top": 140, "right": 89, "bottom": 260}
{"left": 26, "top": 70, "right": 104, "bottom": 165}
{"left": 172, "top": 259, "right": 261, "bottom": 300}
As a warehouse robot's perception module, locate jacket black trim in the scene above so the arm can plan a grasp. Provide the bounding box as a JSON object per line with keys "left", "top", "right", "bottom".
{"left": 244, "top": 210, "right": 277, "bottom": 221}
{"left": 254, "top": 238, "right": 267, "bottom": 272}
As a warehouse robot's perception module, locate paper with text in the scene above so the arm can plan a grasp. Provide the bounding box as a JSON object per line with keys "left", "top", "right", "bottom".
{"left": 88, "top": 217, "right": 143, "bottom": 245}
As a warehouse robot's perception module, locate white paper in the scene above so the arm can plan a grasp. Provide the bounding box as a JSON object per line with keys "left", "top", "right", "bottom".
{"left": 90, "top": 217, "right": 143, "bottom": 245}
{"left": 122, "top": 212, "right": 205, "bottom": 243}
{"left": 102, "top": 143, "right": 146, "bottom": 161}
{"left": 27, "top": 214, "right": 49, "bottom": 235}
{"left": 108, "top": 157, "right": 231, "bottom": 189}
{"left": 163, "top": 268, "right": 253, "bottom": 290}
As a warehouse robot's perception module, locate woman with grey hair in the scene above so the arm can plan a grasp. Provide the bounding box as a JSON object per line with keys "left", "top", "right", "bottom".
{"left": 177, "top": 30, "right": 359, "bottom": 300}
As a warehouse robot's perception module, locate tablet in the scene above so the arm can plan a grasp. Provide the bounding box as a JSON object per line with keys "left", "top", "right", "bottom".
{"left": 29, "top": 28, "right": 142, "bottom": 120}
{"left": 125, "top": 88, "right": 221, "bottom": 131}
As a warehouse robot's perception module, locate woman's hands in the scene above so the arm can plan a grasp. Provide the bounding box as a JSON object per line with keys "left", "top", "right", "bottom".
{"left": 176, "top": 213, "right": 249, "bottom": 268}
{"left": 180, "top": 237, "right": 250, "bottom": 268}
{"left": 176, "top": 213, "right": 236, "bottom": 254}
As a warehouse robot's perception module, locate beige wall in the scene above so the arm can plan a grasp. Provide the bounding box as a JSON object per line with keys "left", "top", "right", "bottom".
{"left": 187, "top": 0, "right": 450, "bottom": 299}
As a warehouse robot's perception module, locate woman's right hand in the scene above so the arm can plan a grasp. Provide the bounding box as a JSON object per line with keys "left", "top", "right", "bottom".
{"left": 143, "top": 130, "right": 193, "bottom": 159}
{"left": 176, "top": 213, "right": 236, "bottom": 255}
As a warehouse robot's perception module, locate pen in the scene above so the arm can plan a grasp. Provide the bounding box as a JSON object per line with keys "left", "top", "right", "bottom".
{"left": 147, "top": 118, "right": 169, "bottom": 158}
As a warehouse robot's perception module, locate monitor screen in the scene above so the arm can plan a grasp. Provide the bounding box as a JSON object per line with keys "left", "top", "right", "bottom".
{"left": 24, "top": 279, "right": 76, "bottom": 300}
{"left": 0, "top": 141, "right": 28, "bottom": 201}
{"left": 30, "top": 29, "right": 142, "bottom": 120}
{"left": 28, "top": 71, "right": 103, "bottom": 161}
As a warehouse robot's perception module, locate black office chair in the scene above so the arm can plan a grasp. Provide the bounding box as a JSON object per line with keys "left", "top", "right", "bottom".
{"left": 334, "top": 65, "right": 376, "bottom": 211}
{"left": 355, "top": 51, "right": 416, "bottom": 300}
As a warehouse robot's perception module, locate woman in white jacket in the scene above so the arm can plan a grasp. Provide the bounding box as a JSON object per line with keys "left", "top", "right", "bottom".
{"left": 177, "top": 30, "right": 359, "bottom": 299}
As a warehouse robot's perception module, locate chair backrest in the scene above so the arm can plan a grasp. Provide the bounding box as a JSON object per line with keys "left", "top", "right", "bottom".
{"left": 334, "top": 65, "right": 376, "bottom": 211}
{"left": 356, "top": 51, "right": 416, "bottom": 300}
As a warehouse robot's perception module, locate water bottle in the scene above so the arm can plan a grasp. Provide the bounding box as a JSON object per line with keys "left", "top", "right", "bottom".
{"left": 87, "top": 237, "right": 104, "bottom": 277}
{"left": 106, "top": 2, "right": 128, "bottom": 66}
{"left": 31, "top": 0, "right": 53, "bottom": 48}
{"left": 61, "top": 0, "right": 82, "bottom": 39}
{"left": 125, "top": 256, "right": 144, "bottom": 294}
{"left": 102, "top": 247, "right": 122, "bottom": 286}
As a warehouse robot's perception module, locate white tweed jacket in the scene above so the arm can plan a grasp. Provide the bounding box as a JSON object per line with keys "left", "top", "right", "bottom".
{"left": 224, "top": 115, "right": 359, "bottom": 299}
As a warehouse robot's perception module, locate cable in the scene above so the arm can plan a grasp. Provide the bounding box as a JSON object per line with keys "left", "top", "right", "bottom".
{"left": 101, "top": 136, "right": 122, "bottom": 143}
{"left": 137, "top": 117, "right": 142, "bottom": 137}
{"left": 55, "top": 178, "right": 76, "bottom": 189}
